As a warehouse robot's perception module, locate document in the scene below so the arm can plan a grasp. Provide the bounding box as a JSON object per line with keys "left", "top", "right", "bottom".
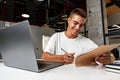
{"left": 85, "top": 43, "right": 120, "bottom": 57}
{"left": 75, "top": 43, "right": 120, "bottom": 67}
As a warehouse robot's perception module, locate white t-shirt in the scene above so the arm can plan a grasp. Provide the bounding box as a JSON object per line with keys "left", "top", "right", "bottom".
{"left": 44, "top": 32, "right": 98, "bottom": 59}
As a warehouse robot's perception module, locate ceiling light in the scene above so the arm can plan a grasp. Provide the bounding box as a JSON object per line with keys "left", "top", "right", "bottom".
{"left": 38, "top": 0, "right": 44, "bottom": 1}
{"left": 21, "top": 14, "right": 30, "bottom": 18}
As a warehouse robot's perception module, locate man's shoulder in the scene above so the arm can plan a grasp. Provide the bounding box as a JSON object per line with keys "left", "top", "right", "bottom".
{"left": 51, "top": 32, "right": 64, "bottom": 38}
{"left": 78, "top": 34, "right": 88, "bottom": 39}
{"left": 78, "top": 34, "right": 95, "bottom": 42}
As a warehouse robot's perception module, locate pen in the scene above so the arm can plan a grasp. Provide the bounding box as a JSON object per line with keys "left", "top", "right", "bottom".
{"left": 61, "top": 48, "right": 71, "bottom": 59}
{"left": 61, "top": 48, "right": 67, "bottom": 53}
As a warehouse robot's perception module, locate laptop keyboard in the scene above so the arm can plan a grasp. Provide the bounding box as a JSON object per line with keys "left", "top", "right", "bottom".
{"left": 37, "top": 61, "right": 51, "bottom": 69}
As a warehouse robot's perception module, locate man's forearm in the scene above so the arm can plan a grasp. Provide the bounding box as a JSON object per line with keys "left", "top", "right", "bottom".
{"left": 41, "top": 52, "right": 64, "bottom": 62}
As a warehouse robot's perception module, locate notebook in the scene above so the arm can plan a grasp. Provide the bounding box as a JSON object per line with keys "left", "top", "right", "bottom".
{"left": 0, "top": 20, "right": 64, "bottom": 72}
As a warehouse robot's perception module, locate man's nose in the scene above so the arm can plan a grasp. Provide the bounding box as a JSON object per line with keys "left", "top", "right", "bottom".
{"left": 75, "top": 25, "right": 80, "bottom": 30}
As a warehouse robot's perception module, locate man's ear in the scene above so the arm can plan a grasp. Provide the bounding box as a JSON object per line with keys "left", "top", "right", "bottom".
{"left": 67, "top": 17, "right": 71, "bottom": 23}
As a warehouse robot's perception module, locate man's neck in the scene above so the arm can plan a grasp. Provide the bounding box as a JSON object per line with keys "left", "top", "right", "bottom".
{"left": 64, "top": 31, "right": 78, "bottom": 39}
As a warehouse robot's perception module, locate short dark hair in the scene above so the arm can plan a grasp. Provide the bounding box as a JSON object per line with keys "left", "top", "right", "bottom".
{"left": 69, "top": 8, "right": 87, "bottom": 18}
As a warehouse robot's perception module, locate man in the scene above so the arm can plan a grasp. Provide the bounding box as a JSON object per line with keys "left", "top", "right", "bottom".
{"left": 41, "top": 8, "right": 115, "bottom": 65}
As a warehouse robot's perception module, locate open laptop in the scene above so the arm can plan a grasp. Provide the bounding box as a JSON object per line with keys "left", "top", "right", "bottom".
{"left": 0, "top": 20, "right": 64, "bottom": 72}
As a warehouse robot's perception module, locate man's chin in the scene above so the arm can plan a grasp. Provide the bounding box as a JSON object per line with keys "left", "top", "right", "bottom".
{"left": 72, "top": 33, "right": 78, "bottom": 37}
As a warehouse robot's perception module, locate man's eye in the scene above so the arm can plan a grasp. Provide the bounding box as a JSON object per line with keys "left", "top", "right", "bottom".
{"left": 79, "top": 24, "right": 84, "bottom": 27}
{"left": 73, "top": 22, "right": 78, "bottom": 25}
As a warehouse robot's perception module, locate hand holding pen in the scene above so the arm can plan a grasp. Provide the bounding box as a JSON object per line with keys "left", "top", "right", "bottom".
{"left": 61, "top": 48, "right": 75, "bottom": 64}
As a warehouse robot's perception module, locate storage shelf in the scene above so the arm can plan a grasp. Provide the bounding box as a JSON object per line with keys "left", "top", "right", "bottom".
{"left": 105, "top": 29, "right": 120, "bottom": 36}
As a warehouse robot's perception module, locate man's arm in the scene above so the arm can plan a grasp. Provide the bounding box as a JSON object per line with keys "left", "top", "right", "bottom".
{"left": 41, "top": 52, "right": 64, "bottom": 62}
{"left": 41, "top": 52, "right": 74, "bottom": 64}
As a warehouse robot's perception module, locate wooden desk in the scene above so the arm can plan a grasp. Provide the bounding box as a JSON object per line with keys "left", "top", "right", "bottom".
{"left": 0, "top": 62, "right": 120, "bottom": 80}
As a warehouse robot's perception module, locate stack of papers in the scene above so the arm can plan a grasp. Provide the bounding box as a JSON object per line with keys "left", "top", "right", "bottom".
{"left": 105, "top": 60, "right": 120, "bottom": 74}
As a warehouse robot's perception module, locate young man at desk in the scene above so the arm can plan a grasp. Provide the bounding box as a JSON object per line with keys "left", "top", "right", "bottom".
{"left": 41, "top": 8, "right": 116, "bottom": 66}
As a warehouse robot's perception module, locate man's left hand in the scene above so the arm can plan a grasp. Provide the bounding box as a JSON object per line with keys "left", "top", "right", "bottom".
{"left": 95, "top": 52, "right": 115, "bottom": 65}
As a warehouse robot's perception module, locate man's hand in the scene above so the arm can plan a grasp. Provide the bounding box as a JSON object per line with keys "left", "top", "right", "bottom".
{"left": 95, "top": 52, "right": 115, "bottom": 65}
{"left": 63, "top": 53, "right": 74, "bottom": 64}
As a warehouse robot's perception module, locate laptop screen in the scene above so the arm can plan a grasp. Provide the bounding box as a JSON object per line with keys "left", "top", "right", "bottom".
{"left": 0, "top": 20, "right": 40, "bottom": 72}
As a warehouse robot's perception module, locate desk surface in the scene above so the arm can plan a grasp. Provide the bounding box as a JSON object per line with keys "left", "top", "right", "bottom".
{"left": 0, "top": 62, "right": 120, "bottom": 80}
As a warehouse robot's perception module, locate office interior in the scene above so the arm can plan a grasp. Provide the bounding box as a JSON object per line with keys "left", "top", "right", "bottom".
{"left": 0, "top": 0, "right": 120, "bottom": 80}
{"left": 0, "top": 0, "right": 120, "bottom": 64}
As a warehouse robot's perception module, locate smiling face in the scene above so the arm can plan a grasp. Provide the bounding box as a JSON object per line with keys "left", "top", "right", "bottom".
{"left": 66, "top": 14, "right": 87, "bottom": 38}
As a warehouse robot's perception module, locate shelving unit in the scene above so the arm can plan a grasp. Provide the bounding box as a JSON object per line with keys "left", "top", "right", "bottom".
{"left": 105, "top": 0, "right": 120, "bottom": 58}
{"left": 106, "top": 28, "right": 120, "bottom": 59}
{"left": 105, "top": 27, "right": 120, "bottom": 44}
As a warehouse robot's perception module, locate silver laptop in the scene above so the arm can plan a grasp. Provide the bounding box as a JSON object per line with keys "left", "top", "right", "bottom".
{"left": 0, "top": 20, "right": 64, "bottom": 72}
